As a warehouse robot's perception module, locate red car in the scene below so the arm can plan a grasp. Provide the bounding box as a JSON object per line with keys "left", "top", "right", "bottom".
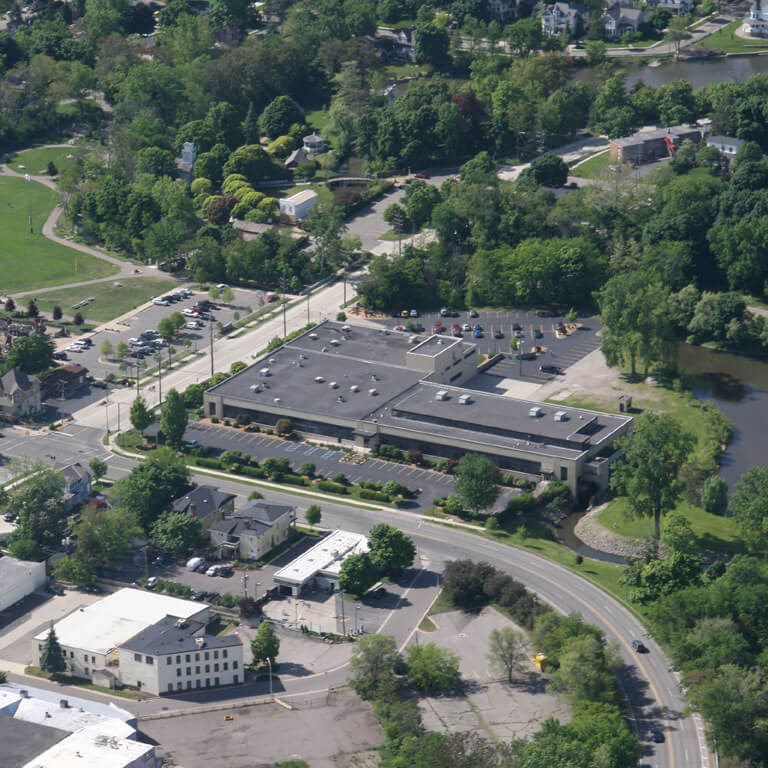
{"left": 414, "top": 172, "right": 430, "bottom": 180}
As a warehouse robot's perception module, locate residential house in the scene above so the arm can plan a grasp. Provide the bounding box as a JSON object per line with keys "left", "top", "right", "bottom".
{"left": 171, "top": 485, "right": 235, "bottom": 529}
{"left": 645, "top": 0, "right": 693, "bottom": 14}
{"left": 285, "top": 147, "right": 310, "bottom": 169}
{"left": 706, "top": 135, "right": 746, "bottom": 159}
{"left": 118, "top": 615, "right": 244, "bottom": 695}
{"left": 61, "top": 462, "right": 92, "bottom": 510}
{"left": 371, "top": 28, "right": 416, "bottom": 62}
{"left": 489, "top": 0, "right": 517, "bottom": 21}
{"left": 279, "top": 189, "right": 318, "bottom": 222}
{"left": 0, "top": 367, "right": 41, "bottom": 419}
{"left": 302, "top": 133, "right": 327, "bottom": 155}
{"left": 41, "top": 363, "right": 88, "bottom": 399}
{"left": 231, "top": 219, "right": 275, "bottom": 241}
{"left": 602, "top": 3, "right": 645, "bottom": 39}
{"left": 743, "top": 0, "right": 768, "bottom": 36}
{"left": 541, "top": 3, "right": 585, "bottom": 36}
{"left": 209, "top": 501, "right": 295, "bottom": 560}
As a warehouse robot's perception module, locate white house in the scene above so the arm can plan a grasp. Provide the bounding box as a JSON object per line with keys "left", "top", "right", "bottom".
{"left": 279, "top": 189, "right": 318, "bottom": 222}
{"left": 273, "top": 529, "right": 369, "bottom": 596}
{"left": 0, "top": 367, "right": 42, "bottom": 419}
{"left": 743, "top": 0, "right": 768, "bottom": 36}
{"left": 208, "top": 501, "right": 295, "bottom": 560}
{"left": 0, "top": 556, "right": 46, "bottom": 613}
{"left": 706, "top": 135, "right": 746, "bottom": 158}
{"left": 541, "top": 3, "right": 584, "bottom": 36}
{"left": 118, "top": 615, "right": 244, "bottom": 695}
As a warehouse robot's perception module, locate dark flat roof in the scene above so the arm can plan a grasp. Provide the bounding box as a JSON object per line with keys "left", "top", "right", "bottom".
{"left": 121, "top": 616, "right": 241, "bottom": 656}
{"left": 0, "top": 714, "right": 68, "bottom": 768}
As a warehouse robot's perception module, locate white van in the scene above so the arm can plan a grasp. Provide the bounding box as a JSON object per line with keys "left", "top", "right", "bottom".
{"left": 186, "top": 556, "right": 205, "bottom": 572}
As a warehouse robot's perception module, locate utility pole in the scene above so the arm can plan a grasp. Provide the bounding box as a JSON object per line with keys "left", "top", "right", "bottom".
{"left": 135, "top": 362, "right": 140, "bottom": 399}
{"left": 116, "top": 401, "right": 121, "bottom": 432}
{"left": 209, "top": 318, "right": 214, "bottom": 378}
{"left": 340, "top": 591, "right": 346, "bottom": 636}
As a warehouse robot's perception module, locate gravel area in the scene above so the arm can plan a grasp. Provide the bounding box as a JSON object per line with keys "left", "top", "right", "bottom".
{"left": 574, "top": 503, "right": 645, "bottom": 558}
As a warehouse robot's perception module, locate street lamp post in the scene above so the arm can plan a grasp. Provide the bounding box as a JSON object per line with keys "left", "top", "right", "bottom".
{"left": 266, "top": 656, "right": 273, "bottom": 698}
{"left": 242, "top": 572, "right": 249, "bottom": 597}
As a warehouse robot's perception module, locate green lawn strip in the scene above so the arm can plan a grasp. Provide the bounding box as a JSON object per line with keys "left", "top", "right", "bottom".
{"left": 427, "top": 589, "right": 458, "bottom": 616}
{"left": 599, "top": 497, "right": 744, "bottom": 555}
{"left": 304, "top": 109, "right": 330, "bottom": 133}
{"left": 378, "top": 228, "right": 424, "bottom": 241}
{"left": 8, "top": 145, "right": 93, "bottom": 175}
{"left": 0, "top": 176, "right": 118, "bottom": 293}
{"left": 693, "top": 19, "right": 768, "bottom": 52}
{"left": 603, "top": 39, "right": 658, "bottom": 49}
{"left": 31, "top": 276, "right": 179, "bottom": 322}
{"left": 570, "top": 150, "right": 613, "bottom": 178}
{"left": 24, "top": 666, "right": 151, "bottom": 700}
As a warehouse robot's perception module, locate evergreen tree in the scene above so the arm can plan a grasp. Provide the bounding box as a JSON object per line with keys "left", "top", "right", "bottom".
{"left": 244, "top": 101, "right": 259, "bottom": 144}
{"left": 40, "top": 623, "right": 66, "bottom": 674}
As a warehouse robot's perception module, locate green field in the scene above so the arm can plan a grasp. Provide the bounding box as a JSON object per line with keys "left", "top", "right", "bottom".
{"left": 0, "top": 176, "right": 118, "bottom": 293}
{"left": 570, "top": 150, "right": 613, "bottom": 178}
{"left": 693, "top": 19, "right": 768, "bottom": 52}
{"left": 32, "top": 276, "right": 179, "bottom": 322}
{"left": 8, "top": 145, "right": 93, "bottom": 175}
{"left": 599, "top": 498, "right": 744, "bottom": 555}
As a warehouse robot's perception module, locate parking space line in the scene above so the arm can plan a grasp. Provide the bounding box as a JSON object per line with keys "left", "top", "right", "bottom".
{"left": 320, "top": 450, "right": 336, "bottom": 459}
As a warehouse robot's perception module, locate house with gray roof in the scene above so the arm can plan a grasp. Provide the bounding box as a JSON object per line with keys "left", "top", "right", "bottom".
{"left": 171, "top": 485, "right": 235, "bottom": 529}
{"left": 541, "top": 3, "right": 585, "bottom": 36}
{"left": 209, "top": 501, "right": 295, "bottom": 560}
{"left": 60, "top": 461, "right": 92, "bottom": 510}
{"left": 0, "top": 367, "right": 41, "bottom": 419}
{"left": 602, "top": 3, "right": 645, "bottom": 39}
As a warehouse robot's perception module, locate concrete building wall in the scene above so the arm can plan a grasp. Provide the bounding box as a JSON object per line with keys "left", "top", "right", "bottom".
{"left": 0, "top": 559, "right": 46, "bottom": 613}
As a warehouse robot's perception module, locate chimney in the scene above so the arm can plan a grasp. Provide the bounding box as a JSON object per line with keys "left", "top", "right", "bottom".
{"left": 19, "top": 689, "right": 28, "bottom": 698}
{"left": 195, "top": 637, "right": 205, "bottom": 648}
{"left": 59, "top": 699, "right": 69, "bottom": 709}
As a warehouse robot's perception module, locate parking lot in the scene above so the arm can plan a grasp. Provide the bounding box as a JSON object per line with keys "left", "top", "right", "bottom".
{"left": 55, "top": 286, "right": 269, "bottom": 380}
{"left": 170, "top": 421, "right": 514, "bottom": 512}
{"left": 378, "top": 309, "right": 602, "bottom": 384}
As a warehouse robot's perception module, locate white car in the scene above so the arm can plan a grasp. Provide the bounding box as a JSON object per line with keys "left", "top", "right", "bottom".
{"left": 67, "top": 344, "right": 85, "bottom": 352}
{"left": 152, "top": 297, "right": 169, "bottom": 306}
{"left": 183, "top": 308, "right": 198, "bottom": 316}
{"left": 146, "top": 576, "right": 158, "bottom": 589}
{"left": 216, "top": 283, "right": 227, "bottom": 290}
{"left": 186, "top": 556, "right": 205, "bottom": 572}
{"left": 186, "top": 321, "right": 202, "bottom": 329}
{"left": 206, "top": 566, "right": 220, "bottom": 577}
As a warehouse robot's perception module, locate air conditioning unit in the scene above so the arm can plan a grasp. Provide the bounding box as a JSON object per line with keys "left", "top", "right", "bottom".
{"left": 554, "top": 411, "right": 568, "bottom": 422}
{"left": 529, "top": 406, "right": 542, "bottom": 418}
{"left": 435, "top": 390, "right": 448, "bottom": 401}
{"left": 458, "top": 394, "right": 472, "bottom": 405}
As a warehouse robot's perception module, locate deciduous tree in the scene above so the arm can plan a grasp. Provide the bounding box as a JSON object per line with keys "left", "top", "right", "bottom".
{"left": 349, "top": 633, "right": 401, "bottom": 700}
{"left": 487, "top": 626, "right": 527, "bottom": 682}
{"left": 454, "top": 453, "right": 499, "bottom": 516}
{"left": 251, "top": 620, "right": 280, "bottom": 667}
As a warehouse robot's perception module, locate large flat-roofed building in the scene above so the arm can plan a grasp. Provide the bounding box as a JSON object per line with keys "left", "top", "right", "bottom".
{"left": 204, "top": 321, "right": 631, "bottom": 495}
{"left": 609, "top": 124, "right": 702, "bottom": 165}
{"left": 32, "top": 588, "right": 209, "bottom": 683}
{"left": 274, "top": 530, "right": 369, "bottom": 595}
{"left": 0, "top": 555, "right": 47, "bottom": 613}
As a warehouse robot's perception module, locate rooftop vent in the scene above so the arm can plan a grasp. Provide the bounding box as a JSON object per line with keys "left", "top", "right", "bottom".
{"left": 350, "top": 384, "right": 360, "bottom": 392}
{"left": 260, "top": 367, "right": 271, "bottom": 377}
{"left": 174, "top": 619, "right": 188, "bottom": 629}
{"left": 369, "top": 388, "right": 378, "bottom": 396}
{"left": 59, "top": 699, "right": 69, "bottom": 709}
{"left": 435, "top": 390, "right": 448, "bottom": 401}
{"left": 529, "top": 406, "right": 542, "bottom": 418}
{"left": 314, "top": 376, "right": 325, "bottom": 383}
{"left": 329, "top": 381, "right": 338, "bottom": 389}
{"left": 458, "top": 394, "right": 472, "bottom": 405}
{"left": 554, "top": 411, "right": 568, "bottom": 422}
{"left": 195, "top": 637, "right": 206, "bottom": 648}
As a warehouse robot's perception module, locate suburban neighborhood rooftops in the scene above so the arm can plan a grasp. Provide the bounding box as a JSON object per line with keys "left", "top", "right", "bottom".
{"left": 60, "top": 462, "right": 89, "bottom": 484}
{"left": 171, "top": 485, "right": 234, "bottom": 519}
{"left": 33, "top": 589, "right": 206, "bottom": 656}
{"left": 273, "top": 530, "right": 369, "bottom": 586}
{"left": 120, "top": 615, "right": 242, "bottom": 656}
{"left": 209, "top": 516, "right": 270, "bottom": 537}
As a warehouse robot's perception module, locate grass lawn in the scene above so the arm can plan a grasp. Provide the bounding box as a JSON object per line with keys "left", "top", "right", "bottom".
{"left": 0, "top": 176, "right": 118, "bottom": 293}
{"left": 598, "top": 498, "right": 744, "bottom": 555}
{"left": 379, "top": 227, "right": 423, "bottom": 241}
{"left": 31, "top": 276, "right": 179, "bottom": 322}
{"left": 693, "top": 19, "right": 768, "bottom": 52}
{"left": 570, "top": 150, "right": 613, "bottom": 178}
{"left": 383, "top": 63, "right": 425, "bottom": 79}
{"left": 8, "top": 145, "right": 94, "bottom": 175}
{"left": 304, "top": 108, "right": 330, "bottom": 133}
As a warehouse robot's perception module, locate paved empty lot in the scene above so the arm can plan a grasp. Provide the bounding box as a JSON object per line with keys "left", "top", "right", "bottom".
{"left": 140, "top": 688, "right": 383, "bottom": 768}
{"left": 416, "top": 607, "right": 569, "bottom": 742}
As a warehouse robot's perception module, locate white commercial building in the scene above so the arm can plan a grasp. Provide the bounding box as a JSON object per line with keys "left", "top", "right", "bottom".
{"left": 273, "top": 530, "right": 369, "bottom": 595}
{"left": 32, "top": 588, "right": 208, "bottom": 683}
{"left": 0, "top": 555, "right": 47, "bottom": 613}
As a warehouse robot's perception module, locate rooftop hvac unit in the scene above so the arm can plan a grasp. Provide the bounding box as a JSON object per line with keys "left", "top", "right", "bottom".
{"left": 249, "top": 384, "right": 261, "bottom": 393}
{"left": 435, "top": 390, "right": 448, "bottom": 401}
{"left": 350, "top": 384, "right": 360, "bottom": 392}
{"left": 369, "top": 388, "right": 378, "bottom": 396}
{"left": 458, "top": 394, "right": 472, "bottom": 405}
{"left": 554, "top": 411, "right": 568, "bottom": 422}
{"left": 260, "top": 368, "right": 271, "bottom": 377}
{"left": 314, "top": 376, "right": 325, "bottom": 383}
{"left": 329, "top": 381, "right": 338, "bottom": 389}
{"left": 529, "top": 406, "right": 542, "bottom": 418}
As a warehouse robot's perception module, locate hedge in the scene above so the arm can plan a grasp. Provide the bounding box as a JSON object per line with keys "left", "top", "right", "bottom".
{"left": 239, "top": 465, "right": 268, "bottom": 479}
{"left": 317, "top": 480, "right": 348, "bottom": 495}
{"left": 277, "top": 473, "right": 308, "bottom": 487}
{"left": 358, "top": 489, "right": 390, "bottom": 502}
{"left": 195, "top": 457, "right": 223, "bottom": 469}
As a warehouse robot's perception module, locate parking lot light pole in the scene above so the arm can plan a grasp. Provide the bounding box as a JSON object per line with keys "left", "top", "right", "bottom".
{"left": 266, "top": 657, "right": 273, "bottom": 698}
{"left": 209, "top": 319, "right": 214, "bottom": 378}
{"left": 242, "top": 572, "right": 249, "bottom": 597}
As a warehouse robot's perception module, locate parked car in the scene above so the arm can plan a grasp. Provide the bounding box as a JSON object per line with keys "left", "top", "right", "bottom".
{"left": 153, "top": 554, "right": 166, "bottom": 567}
{"left": 47, "top": 583, "right": 65, "bottom": 596}
{"left": 186, "top": 556, "right": 205, "bottom": 571}
{"left": 205, "top": 591, "right": 220, "bottom": 603}
{"left": 152, "top": 297, "right": 169, "bottom": 306}
{"left": 146, "top": 577, "right": 158, "bottom": 589}
{"left": 196, "top": 562, "right": 209, "bottom": 573}
{"left": 533, "top": 328, "right": 543, "bottom": 339}
{"left": 53, "top": 351, "right": 68, "bottom": 360}
{"left": 217, "top": 567, "right": 233, "bottom": 577}
{"left": 183, "top": 308, "right": 198, "bottom": 316}
{"left": 462, "top": 323, "right": 471, "bottom": 332}
{"left": 468, "top": 309, "right": 478, "bottom": 318}
{"left": 473, "top": 329, "right": 483, "bottom": 338}
{"left": 206, "top": 565, "right": 220, "bottom": 577}
{"left": 631, "top": 639, "right": 648, "bottom": 653}
{"left": 413, "top": 171, "right": 430, "bottom": 179}
{"left": 192, "top": 590, "right": 206, "bottom": 601}
{"left": 473, "top": 323, "right": 482, "bottom": 331}
{"left": 186, "top": 321, "right": 202, "bottom": 329}
{"left": 537, "top": 308, "right": 558, "bottom": 317}
{"left": 494, "top": 329, "right": 504, "bottom": 339}
{"left": 3, "top": 511, "right": 15, "bottom": 522}
{"left": 371, "top": 587, "right": 386, "bottom": 599}
{"left": 440, "top": 308, "right": 449, "bottom": 317}
{"left": 216, "top": 283, "right": 228, "bottom": 290}
{"left": 650, "top": 728, "right": 664, "bottom": 743}
{"left": 512, "top": 323, "right": 522, "bottom": 331}
{"left": 540, "top": 364, "right": 564, "bottom": 375}
{"left": 91, "top": 380, "right": 107, "bottom": 389}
